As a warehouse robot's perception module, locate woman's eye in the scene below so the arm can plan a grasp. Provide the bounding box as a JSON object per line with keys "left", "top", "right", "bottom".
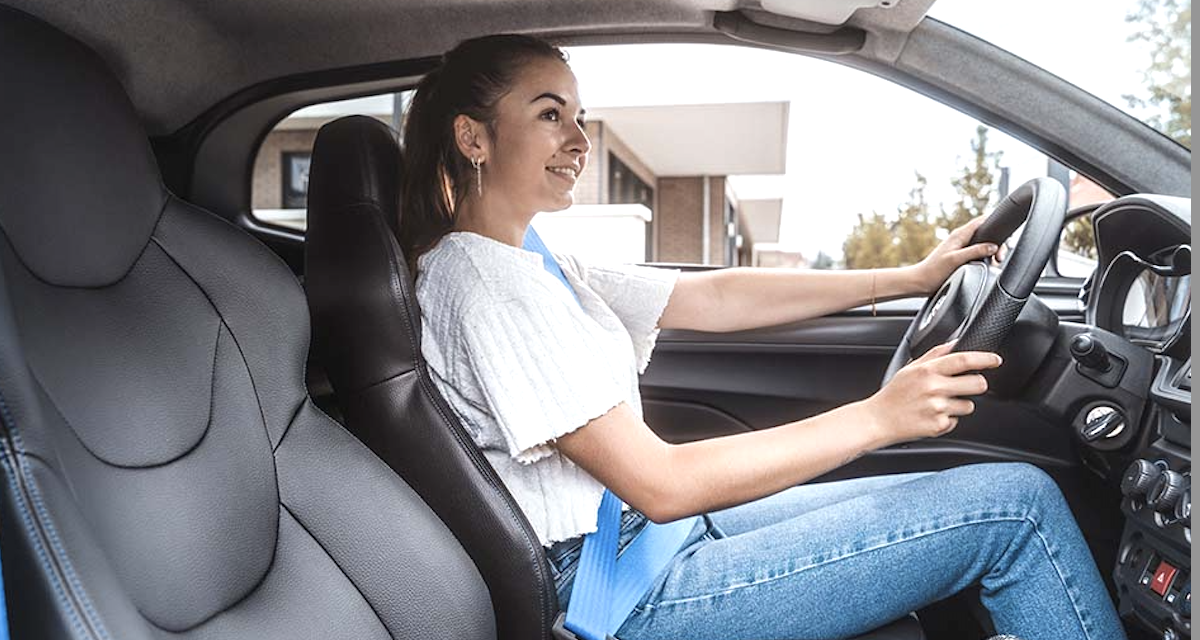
{"left": 541, "top": 109, "right": 560, "bottom": 122}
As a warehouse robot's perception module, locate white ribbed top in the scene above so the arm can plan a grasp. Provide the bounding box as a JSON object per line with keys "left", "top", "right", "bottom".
{"left": 416, "top": 231, "right": 679, "bottom": 546}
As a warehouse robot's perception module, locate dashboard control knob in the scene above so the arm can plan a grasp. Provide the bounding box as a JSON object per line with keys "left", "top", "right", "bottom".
{"left": 1122, "top": 460, "right": 1161, "bottom": 498}
{"left": 1148, "top": 470, "right": 1187, "bottom": 514}
{"left": 1175, "top": 486, "right": 1191, "bottom": 528}
{"left": 1082, "top": 406, "right": 1124, "bottom": 442}
{"left": 1070, "top": 333, "right": 1112, "bottom": 371}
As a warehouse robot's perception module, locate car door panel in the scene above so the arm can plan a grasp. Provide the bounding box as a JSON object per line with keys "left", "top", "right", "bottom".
{"left": 641, "top": 290, "right": 1086, "bottom": 479}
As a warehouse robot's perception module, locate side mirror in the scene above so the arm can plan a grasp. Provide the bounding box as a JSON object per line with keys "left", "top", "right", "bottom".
{"left": 1053, "top": 206, "right": 1102, "bottom": 278}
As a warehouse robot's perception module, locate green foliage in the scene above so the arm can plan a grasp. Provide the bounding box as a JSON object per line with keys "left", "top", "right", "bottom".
{"left": 1061, "top": 215, "right": 1097, "bottom": 259}
{"left": 842, "top": 212, "right": 897, "bottom": 269}
{"left": 843, "top": 129, "right": 999, "bottom": 269}
{"left": 938, "top": 126, "right": 1003, "bottom": 231}
{"left": 893, "top": 174, "right": 939, "bottom": 265}
{"left": 1125, "top": 0, "right": 1191, "bottom": 147}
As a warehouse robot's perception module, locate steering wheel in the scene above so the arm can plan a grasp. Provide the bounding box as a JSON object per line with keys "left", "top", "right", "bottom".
{"left": 881, "top": 177, "right": 1068, "bottom": 385}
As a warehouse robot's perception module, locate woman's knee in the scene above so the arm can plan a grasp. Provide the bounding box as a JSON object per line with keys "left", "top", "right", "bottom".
{"left": 955, "top": 461, "right": 1066, "bottom": 513}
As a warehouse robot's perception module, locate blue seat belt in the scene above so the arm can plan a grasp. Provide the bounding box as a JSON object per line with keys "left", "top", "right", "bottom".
{"left": 523, "top": 226, "right": 698, "bottom": 640}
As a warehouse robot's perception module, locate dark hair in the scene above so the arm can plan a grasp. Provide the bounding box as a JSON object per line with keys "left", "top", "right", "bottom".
{"left": 399, "top": 34, "right": 568, "bottom": 275}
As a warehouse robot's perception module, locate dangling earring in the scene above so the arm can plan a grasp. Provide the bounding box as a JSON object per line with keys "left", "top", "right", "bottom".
{"left": 471, "top": 156, "right": 483, "bottom": 197}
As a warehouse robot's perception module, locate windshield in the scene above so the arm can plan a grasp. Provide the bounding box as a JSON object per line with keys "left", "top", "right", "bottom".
{"left": 931, "top": 0, "right": 1191, "bottom": 149}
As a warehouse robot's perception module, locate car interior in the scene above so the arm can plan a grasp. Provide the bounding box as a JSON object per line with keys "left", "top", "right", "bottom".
{"left": 0, "top": 1, "right": 1189, "bottom": 639}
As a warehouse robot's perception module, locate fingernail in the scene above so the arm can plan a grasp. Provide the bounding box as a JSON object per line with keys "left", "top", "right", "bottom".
{"left": 987, "top": 244, "right": 999, "bottom": 253}
{"left": 995, "top": 355, "right": 1004, "bottom": 365}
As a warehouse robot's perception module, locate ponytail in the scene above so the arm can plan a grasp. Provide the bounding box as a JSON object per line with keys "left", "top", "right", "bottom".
{"left": 398, "top": 34, "right": 567, "bottom": 276}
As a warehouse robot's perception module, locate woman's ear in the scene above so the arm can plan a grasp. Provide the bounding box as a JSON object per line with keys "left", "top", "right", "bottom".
{"left": 452, "top": 114, "right": 488, "bottom": 162}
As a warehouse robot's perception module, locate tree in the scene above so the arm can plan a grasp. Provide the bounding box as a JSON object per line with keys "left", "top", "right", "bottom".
{"left": 811, "top": 251, "right": 835, "bottom": 270}
{"left": 1061, "top": 215, "right": 1097, "bottom": 259}
{"left": 842, "top": 212, "right": 897, "bottom": 269}
{"left": 939, "top": 126, "right": 1003, "bottom": 231}
{"left": 1125, "top": 0, "right": 1191, "bottom": 147}
{"left": 893, "top": 173, "right": 939, "bottom": 266}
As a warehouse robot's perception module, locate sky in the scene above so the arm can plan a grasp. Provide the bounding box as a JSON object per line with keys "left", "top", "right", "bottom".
{"left": 562, "top": 0, "right": 1158, "bottom": 261}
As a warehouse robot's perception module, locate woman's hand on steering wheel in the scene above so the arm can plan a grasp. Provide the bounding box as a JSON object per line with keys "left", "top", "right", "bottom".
{"left": 862, "top": 341, "right": 1003, "bottom": 446}
{"left": 909, "top": 216, "right": 1000, "bottom": 294}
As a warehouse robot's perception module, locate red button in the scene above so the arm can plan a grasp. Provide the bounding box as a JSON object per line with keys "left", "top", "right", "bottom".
{"left": 1150, "top": 561, "right": 1178, "bottom": 596}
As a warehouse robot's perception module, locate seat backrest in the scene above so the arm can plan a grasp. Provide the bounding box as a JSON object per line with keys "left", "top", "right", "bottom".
{"left": 0, "top": 7, "right": 495, "bottom": 639}
{"left": 305, "top": 115, "right": 559, "bottom": 640}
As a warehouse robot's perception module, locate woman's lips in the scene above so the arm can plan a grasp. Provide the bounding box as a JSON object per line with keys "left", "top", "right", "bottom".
{"left": 546, "top": 166, "right": 578, "bottom": 184}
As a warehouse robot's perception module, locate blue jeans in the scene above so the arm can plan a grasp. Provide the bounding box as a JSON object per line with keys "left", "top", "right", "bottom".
{"left": 547, "top": 462, "right": 1128, "bottom": 640}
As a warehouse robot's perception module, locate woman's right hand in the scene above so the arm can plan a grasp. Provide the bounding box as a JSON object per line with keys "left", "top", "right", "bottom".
{"left": 862, "top": 342, "right": 1003, "bottom": 446}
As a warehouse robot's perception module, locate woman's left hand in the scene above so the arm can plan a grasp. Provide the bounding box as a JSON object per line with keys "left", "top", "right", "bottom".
{"left": 909, "top": 216, "right": 999, "bottom": 294}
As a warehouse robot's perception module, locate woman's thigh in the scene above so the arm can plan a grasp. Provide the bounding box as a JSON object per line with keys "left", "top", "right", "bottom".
{"left": 617, "top": 462, "right": 1109, "bottom": 640}
{"left": 707, "top": 470, "right": 933, "bottom": 537}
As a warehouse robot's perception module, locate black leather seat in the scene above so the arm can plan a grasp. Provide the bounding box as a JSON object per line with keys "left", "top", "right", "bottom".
{"left": 0, "top": 7, "right": 493, "bottom": 639}
{"left": 306, "top": 116, "right": 558, "bottom": 640}
{"left": 304, "top": 115, "right": 925, "bottom": 640}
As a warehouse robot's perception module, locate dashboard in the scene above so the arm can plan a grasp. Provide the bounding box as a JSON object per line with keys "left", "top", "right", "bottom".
{"left": 1083, "top": 195, "right": 1191, "bottom": 638}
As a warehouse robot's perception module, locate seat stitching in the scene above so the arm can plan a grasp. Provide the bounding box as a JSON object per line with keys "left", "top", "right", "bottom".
{"left": 149, "top": 234, "right": 275, "bottom": 448}
{"left": 0, "top": 449, "right": 90, "bottom": 638}
{"left": 279, "top": 502, "right": 395, "bottom": 639}
{"left": 1027, "top": 516, "right": 1095, "bottom": 638}
{"left": 136, "top": 496, "right": 287, "bottom": 633}
{"left": 0, "top": 194, "right": 169, "bottom": 290}
{"left": 21, "top": 322, "right": 222, "bottom": 471}
{"left": 371, "top": 211, "right": 557, "bottom": 637}
{"left": 0, "top": 389, "right": 109, "bottom": 639}
{"left": 308, "top": 199, "right": 554, "bottom": 635}
{"left": 147, "top": 232, "right": 284, "bottom": 610}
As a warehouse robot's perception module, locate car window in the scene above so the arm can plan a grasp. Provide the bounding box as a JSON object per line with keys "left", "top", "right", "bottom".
{"left": 250, "top": 43, "right": 1113, "bottom": 269}
{"left": 251, "top": 92, "right": 414, "bottom": 230}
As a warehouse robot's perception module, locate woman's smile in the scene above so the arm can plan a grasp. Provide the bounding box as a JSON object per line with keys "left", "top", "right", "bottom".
{"left": 547, "top": 165, "right": 579, "bottom": 185}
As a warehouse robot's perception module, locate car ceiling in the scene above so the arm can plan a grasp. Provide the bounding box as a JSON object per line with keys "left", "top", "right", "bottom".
{"left": 5, "top": 0, "right": 934, "bottom": 135}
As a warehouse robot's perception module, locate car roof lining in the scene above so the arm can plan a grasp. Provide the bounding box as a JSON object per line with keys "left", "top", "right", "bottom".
{"left": 3, "top": 0, "right": 935, "bottom": 135}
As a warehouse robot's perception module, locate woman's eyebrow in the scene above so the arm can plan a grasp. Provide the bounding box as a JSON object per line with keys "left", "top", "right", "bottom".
{"left": 531, "top": 92, "right": 567, "bottom": 106}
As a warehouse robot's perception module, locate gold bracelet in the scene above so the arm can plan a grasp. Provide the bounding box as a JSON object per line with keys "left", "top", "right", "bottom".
{"left": 871, "top": 271, "right": 877, "bottom": 317}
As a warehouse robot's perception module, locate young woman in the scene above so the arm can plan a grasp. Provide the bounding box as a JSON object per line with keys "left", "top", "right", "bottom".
{"left": 400, "top": 34, "right": 1128, "bottom": 640}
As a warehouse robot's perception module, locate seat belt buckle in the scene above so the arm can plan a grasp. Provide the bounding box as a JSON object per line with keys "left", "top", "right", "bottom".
{"left": 552, "top": 613, "right": 618, "bottom": 640}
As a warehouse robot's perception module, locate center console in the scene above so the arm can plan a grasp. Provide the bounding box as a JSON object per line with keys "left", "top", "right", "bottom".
{"left": 1112, "top": 358, "right": 1191, "bottom": 639}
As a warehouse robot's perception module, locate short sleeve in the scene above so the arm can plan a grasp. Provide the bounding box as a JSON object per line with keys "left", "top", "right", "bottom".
{"left": 456, "top": 294, "right": 629, "bottom": 465}
{"left": 557, "top": 255, "right": 679, "bottom": 374}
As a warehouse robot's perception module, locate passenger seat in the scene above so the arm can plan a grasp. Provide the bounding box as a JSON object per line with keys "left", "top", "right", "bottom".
{"left": 0, "top": 7, "right": 492, "bottom": 639}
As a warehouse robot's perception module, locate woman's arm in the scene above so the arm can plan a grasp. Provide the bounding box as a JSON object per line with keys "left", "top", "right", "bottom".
{"left": 658, "top": 216, "right": 998, "bottom": 333}
{"left": 556, "top": 343, "right": 1001, "bottom": 523}
{"left": 658, "top": 266, "right": 921, "bottom": 333}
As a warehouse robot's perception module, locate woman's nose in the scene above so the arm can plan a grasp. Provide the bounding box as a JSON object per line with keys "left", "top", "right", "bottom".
{"left": 568, "top": 120, "right": 591, "bottom": 155}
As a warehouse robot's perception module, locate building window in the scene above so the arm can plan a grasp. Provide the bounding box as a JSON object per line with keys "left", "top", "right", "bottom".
{"left": 608, "top": 153, "right": 653, "bottom": 209}
{"left": 281, "top": 152, "right": 312, "bottom": 209}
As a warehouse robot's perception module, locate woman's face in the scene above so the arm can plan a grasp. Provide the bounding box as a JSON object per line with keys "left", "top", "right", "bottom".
{"left": 484, "top": 57, "right": 591, "bottom": 214}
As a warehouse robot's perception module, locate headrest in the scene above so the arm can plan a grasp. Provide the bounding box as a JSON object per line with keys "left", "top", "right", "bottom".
{"left": 306, "top": 115, "right": 416, "bottom": 392}
{"left": 0, "top": 6, "right": 166, "bottom": 287}
{"left": 307, "top": 116, "right": 402, "bottom": 236}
